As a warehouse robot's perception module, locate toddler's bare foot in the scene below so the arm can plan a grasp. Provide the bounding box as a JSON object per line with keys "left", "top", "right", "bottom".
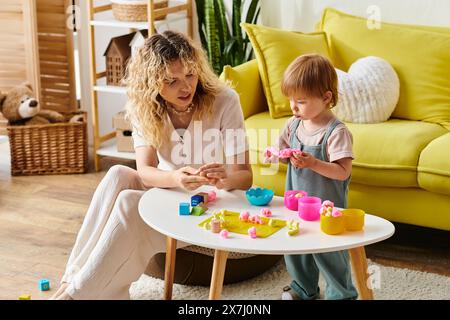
{"left": 49, "top": 283, "right": 69, "bottom": 300}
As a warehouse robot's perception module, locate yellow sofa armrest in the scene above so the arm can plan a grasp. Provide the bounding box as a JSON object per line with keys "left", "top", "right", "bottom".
{"left": 220, "top": 60, "right": 268, "bottom": 119}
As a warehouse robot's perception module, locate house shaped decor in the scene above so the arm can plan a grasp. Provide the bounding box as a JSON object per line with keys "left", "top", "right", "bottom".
{"left": 103, "top": 32, "right": 135, "bottom": 86}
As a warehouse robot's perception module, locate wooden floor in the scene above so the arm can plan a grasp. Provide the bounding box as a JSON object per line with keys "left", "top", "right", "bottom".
{"left": 0, "top": 140, "right": 448, "bottom": 300}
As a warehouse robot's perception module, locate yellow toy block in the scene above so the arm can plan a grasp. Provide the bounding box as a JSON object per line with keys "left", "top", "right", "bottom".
{"left": 19, "top": 294, "right": 31, "bottom": 300}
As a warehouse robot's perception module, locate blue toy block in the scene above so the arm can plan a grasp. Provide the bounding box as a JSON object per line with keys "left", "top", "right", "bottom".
{"left": 191, "top": 195, "right": 203, "bottom": 207}
{"left": 39, "top": 279, "right": 50, "bottom": 291}
{"left": 179, "top": 202, "right": 190, "bottom": 215}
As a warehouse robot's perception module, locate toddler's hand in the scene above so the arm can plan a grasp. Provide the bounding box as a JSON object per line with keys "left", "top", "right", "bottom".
{"left": 290, "top": 152, "right": 317, "bottom": 169}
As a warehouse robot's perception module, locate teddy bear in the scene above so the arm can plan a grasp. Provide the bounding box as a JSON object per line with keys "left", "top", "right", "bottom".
{"left": 0, "top": 83, "right": 65, "bottom": 125}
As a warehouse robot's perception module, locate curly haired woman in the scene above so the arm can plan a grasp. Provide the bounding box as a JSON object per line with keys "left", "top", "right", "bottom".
{"left": 51, "top": 31, "right": 252, "bottom": 300}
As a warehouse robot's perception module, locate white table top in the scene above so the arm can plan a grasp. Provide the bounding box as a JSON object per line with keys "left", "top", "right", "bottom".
{"left": 138, "top": 186, "right": 395, "bottom": 255}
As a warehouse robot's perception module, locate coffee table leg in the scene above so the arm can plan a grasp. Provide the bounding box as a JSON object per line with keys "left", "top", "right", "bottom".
{"left": 349, "top": 246, "right": 374, "bottom": 300}
{"left": 209, "top": 250, "right": 229, "bottom": 300}
{"left": 164, "top": 237, "right": 177, "bottom": 300}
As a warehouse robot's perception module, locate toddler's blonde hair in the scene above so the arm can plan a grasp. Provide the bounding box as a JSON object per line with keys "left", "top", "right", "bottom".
{"left": 281, "top": 54, "right": 338, "bottom": 108}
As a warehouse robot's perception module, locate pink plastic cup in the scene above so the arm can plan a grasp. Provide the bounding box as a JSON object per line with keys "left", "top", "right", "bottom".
{"left": 284, "top": 190, "right": 308, "bottom": 211}
{"left": 298, "top": 196, "right": 321, "bottom": 221}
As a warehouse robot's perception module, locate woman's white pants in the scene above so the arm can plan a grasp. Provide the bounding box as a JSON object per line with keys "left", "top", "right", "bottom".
{"left": 62, "top": 165, "right": 188, "bottom": 300}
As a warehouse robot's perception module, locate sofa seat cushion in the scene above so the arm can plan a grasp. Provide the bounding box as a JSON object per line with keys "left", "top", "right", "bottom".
{"left": 418, "top": 133, "right": 450, "bottom": 196}
{"left": 245, "top": 112, "right": 447, "bottom": 188}
{"left": 346, "top": 120, "right": 446, "bottom": 187}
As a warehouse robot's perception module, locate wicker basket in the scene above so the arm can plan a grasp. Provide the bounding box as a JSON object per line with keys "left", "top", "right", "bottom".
{"left": 7, "top": 112, "right": 88, "bottom": 176}
{"left": 111, "top": 0, "right": 169, "bottom": 22}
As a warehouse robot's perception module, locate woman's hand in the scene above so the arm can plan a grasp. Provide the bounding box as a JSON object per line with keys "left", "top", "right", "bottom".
{"left": 196, "top": 163, "right": 228, "bottom": 189}
{"left": 290, "top": 152, "right": 317, "bottom": 169}
{"left": 173, "top": 166, "right": 210, "bottom": 191}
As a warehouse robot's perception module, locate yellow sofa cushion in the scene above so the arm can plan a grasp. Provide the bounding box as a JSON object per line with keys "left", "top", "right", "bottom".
{"left": 318, "top": 8, "right": 450, "bottom": 129}
{"left": 245, "top": 112, "right": 447, "bottom": 188}
{"left": 418, "top": 133, "right": 450, "bottom": 195}
{"left": 220, "top": 60, "right": 268, "bottom": 119}
{"left": 241, "top": 23, "right": 331, "bottom": 119}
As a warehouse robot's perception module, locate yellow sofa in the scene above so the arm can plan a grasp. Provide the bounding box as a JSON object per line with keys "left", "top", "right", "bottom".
{"left": 221, "top": 9, "right": 450, "bottom": 231}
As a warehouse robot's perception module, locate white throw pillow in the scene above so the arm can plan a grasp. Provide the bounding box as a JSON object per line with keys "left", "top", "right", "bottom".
{"left": 333, "top": 56, "right": 400, "bottom": 123}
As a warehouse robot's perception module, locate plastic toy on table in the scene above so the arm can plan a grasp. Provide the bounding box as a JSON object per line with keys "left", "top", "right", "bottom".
{"left": 342, "top": 208, "right": 365, "bottom": 231}
{"left": 264, "top": 147, "right": 303, "bottom": 160}
{"left": 198, "top": 209, "right": 287, "bottom": 238}
{"left": 298, "top": 196, "right": 321, "bottom": 221}
{"left": 246, "top": 187, "right": 274, "bottom": 206}
{"left": 319, "top": 200, "right": 345, "bottom": 235}
{"left": 284, "top": 190, "right": 308, "bottom": 211}
{"left": 179, "top": 202, "right": 191, "bottom": 215}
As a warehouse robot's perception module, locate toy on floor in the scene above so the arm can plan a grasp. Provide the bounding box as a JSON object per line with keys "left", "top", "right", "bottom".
{"left": 246, "top": 187, "right": 274, "bottom": 206}
{"left": 320, "top": 200, "right": 345, "bottom": 235}
{"left": 179, "top": 202, "right": 190, "bottom": 215}
{"left": 18, "top": 294, "right": 31, "bottom": 300}
{"left": 39, "top": 279, "right": 50, "bottom": 291}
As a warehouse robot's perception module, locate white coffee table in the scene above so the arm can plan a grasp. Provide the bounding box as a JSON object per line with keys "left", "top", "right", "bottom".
{"left": 138, "top": 186, "right": 395, "bottom": 300}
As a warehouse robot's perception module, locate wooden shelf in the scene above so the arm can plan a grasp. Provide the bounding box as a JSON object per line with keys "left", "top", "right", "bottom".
{"left": 87, "top": 0, "right": 193, "bottom": 171}
{"left": 97, "top": 139, "right": 136, "bottom": 161}
{"left": 93, "top": 84, "right": 126, "bottom": 94}
{"left": 91, "top": 10, "right": 187, "bottom": 29}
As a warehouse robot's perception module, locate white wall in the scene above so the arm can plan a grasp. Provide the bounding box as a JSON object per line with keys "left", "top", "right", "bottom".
{"left": 260, "top": 0, "right": 450, "bottom": 32}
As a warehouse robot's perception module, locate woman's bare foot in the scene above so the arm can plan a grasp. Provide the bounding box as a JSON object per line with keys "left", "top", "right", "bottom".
{"left": 49, "top": 282, "right": 69, "bottom": 300}
{"left": 55, "top": 291, "right": 73, "bottom": 300}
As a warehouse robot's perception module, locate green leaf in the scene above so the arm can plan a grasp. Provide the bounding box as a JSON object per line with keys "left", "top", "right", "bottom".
{"left": 194, "top": 0, "right": 207, "bottom": 49}
{"left": 204, "top": 0, "right": 222, "bottom": 73}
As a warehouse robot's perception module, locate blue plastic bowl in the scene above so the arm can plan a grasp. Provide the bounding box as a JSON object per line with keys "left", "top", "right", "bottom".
{"left": 245, "top": 187, "right": 274, "bottom": 206}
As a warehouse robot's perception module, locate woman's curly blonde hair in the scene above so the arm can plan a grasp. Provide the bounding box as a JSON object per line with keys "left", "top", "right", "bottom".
{"left": 124, "top": 30, "right": 225, "bottom": 149}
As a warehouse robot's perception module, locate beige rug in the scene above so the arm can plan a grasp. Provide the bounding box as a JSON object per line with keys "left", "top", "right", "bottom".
{"left": 130, "top": 259, "right": 450, "bottom": 300}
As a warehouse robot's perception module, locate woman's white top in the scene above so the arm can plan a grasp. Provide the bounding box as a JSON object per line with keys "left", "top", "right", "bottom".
{"left": 132, "top": 88, "right": 249, "bottom": 170}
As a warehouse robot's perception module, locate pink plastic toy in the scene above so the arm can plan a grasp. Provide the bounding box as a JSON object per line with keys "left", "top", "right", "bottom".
{"left": 298, "top": 196, "right": 321, "bottom": 221}
{"left": 320, "top": 200, "right": 335, "bottom": 217}
{"left": 264, "top": 146, "right": 303, "bottom": 160}
{"left": 239, "top": 211, "right": 250, "bottom": 221}
{"left": 208, "top": 191, "right": 217, "bottom": 202}
{"left": 264, "top": 146, "right": 279, "bottom": 158}
{"left": 219, "top": 229, "right": 229, "bottom": 239}
{"left": 284, "top": 190, "right": 308, "bottom": 211}
{"left": 248, "top": 227, "right": 257, "bottom": 238}
{"left": 260, "top": 208, "right": 272, "bottom": 217}
{"left": 332, "top": 209, "right": 343, "bottom": 217}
